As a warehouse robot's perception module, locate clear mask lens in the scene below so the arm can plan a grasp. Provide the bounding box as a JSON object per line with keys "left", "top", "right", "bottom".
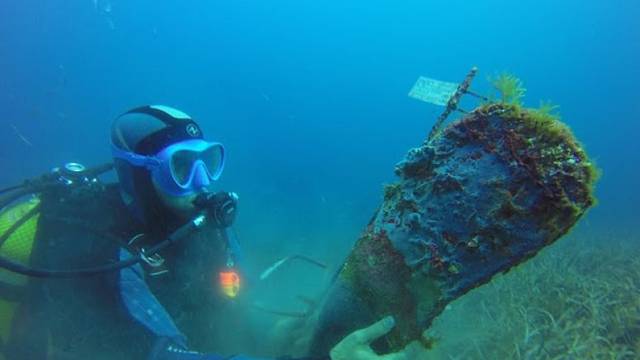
{"left": 170, "top": 145, "right": 222, "bottom": 186}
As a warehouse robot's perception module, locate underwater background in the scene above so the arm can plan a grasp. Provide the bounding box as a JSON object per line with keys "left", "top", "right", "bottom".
{"left": 0, "top": 0, "right": 638, "bottom": 358}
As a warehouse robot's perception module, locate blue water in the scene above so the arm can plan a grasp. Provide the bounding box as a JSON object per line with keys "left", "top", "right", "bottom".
{"left": 0, "top": 0, "right": 638, "bottom": 357}
{"left": 1, "top": 0, "right": 638, "bottom": 229}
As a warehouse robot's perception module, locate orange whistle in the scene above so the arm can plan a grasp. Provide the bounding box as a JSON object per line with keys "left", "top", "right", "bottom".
{"left": 219, "top": 270, "right": 240, "bottom": 298}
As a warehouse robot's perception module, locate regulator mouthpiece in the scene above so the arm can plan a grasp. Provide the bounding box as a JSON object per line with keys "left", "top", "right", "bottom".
{"left": 192, "top": 191, "right": 238, "bottom": 228}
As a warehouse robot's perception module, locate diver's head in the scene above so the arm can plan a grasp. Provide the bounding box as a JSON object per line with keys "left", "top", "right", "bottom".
{"left": 111, "top": 105, "right": 225, "bottom": 223}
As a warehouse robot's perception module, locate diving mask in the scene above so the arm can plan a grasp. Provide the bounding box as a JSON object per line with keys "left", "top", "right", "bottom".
{"left": 112, "top": 139, "right": 225, "bottom": 196}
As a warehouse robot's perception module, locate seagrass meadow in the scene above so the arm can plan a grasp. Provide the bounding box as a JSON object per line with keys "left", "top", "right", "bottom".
{"left": 425, "top": 231, "right": 639, "bottom": 359}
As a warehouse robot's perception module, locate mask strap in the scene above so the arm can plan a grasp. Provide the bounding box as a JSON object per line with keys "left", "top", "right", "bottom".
{"left": 111, "top": 145, "right": 161, "bottom": 170}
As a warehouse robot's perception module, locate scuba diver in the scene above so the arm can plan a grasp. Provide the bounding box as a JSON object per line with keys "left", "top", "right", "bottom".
{"left": 0, "top": 105, "right": 409, "bottom": 360}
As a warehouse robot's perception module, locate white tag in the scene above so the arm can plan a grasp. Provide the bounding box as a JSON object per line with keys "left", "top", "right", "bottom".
{"left": 408, "top": 76, "right": 458, "bottom": 106}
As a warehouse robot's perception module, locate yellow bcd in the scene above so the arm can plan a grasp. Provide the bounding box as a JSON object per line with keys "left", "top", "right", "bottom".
{"left": 0, "top": 197, "right": 41, "bottom": 354}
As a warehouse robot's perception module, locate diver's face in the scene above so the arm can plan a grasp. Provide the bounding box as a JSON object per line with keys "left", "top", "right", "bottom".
{"left": 152, "top": 178, "right": 206, "bottom": 220}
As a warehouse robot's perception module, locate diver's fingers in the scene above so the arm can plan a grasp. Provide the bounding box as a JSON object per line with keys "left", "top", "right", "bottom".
{"left": 353, "top": 316, "right": 396, "bottom": 344}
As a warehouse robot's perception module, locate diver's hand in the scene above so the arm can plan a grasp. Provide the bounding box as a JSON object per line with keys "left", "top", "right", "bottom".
{"left": 329, "top": 316, "right": 406, "bottom": 360}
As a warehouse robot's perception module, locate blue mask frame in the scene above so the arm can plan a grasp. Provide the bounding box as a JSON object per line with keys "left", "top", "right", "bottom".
{"left": 112, "top": 139, "right": 225, "bottom": 197}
